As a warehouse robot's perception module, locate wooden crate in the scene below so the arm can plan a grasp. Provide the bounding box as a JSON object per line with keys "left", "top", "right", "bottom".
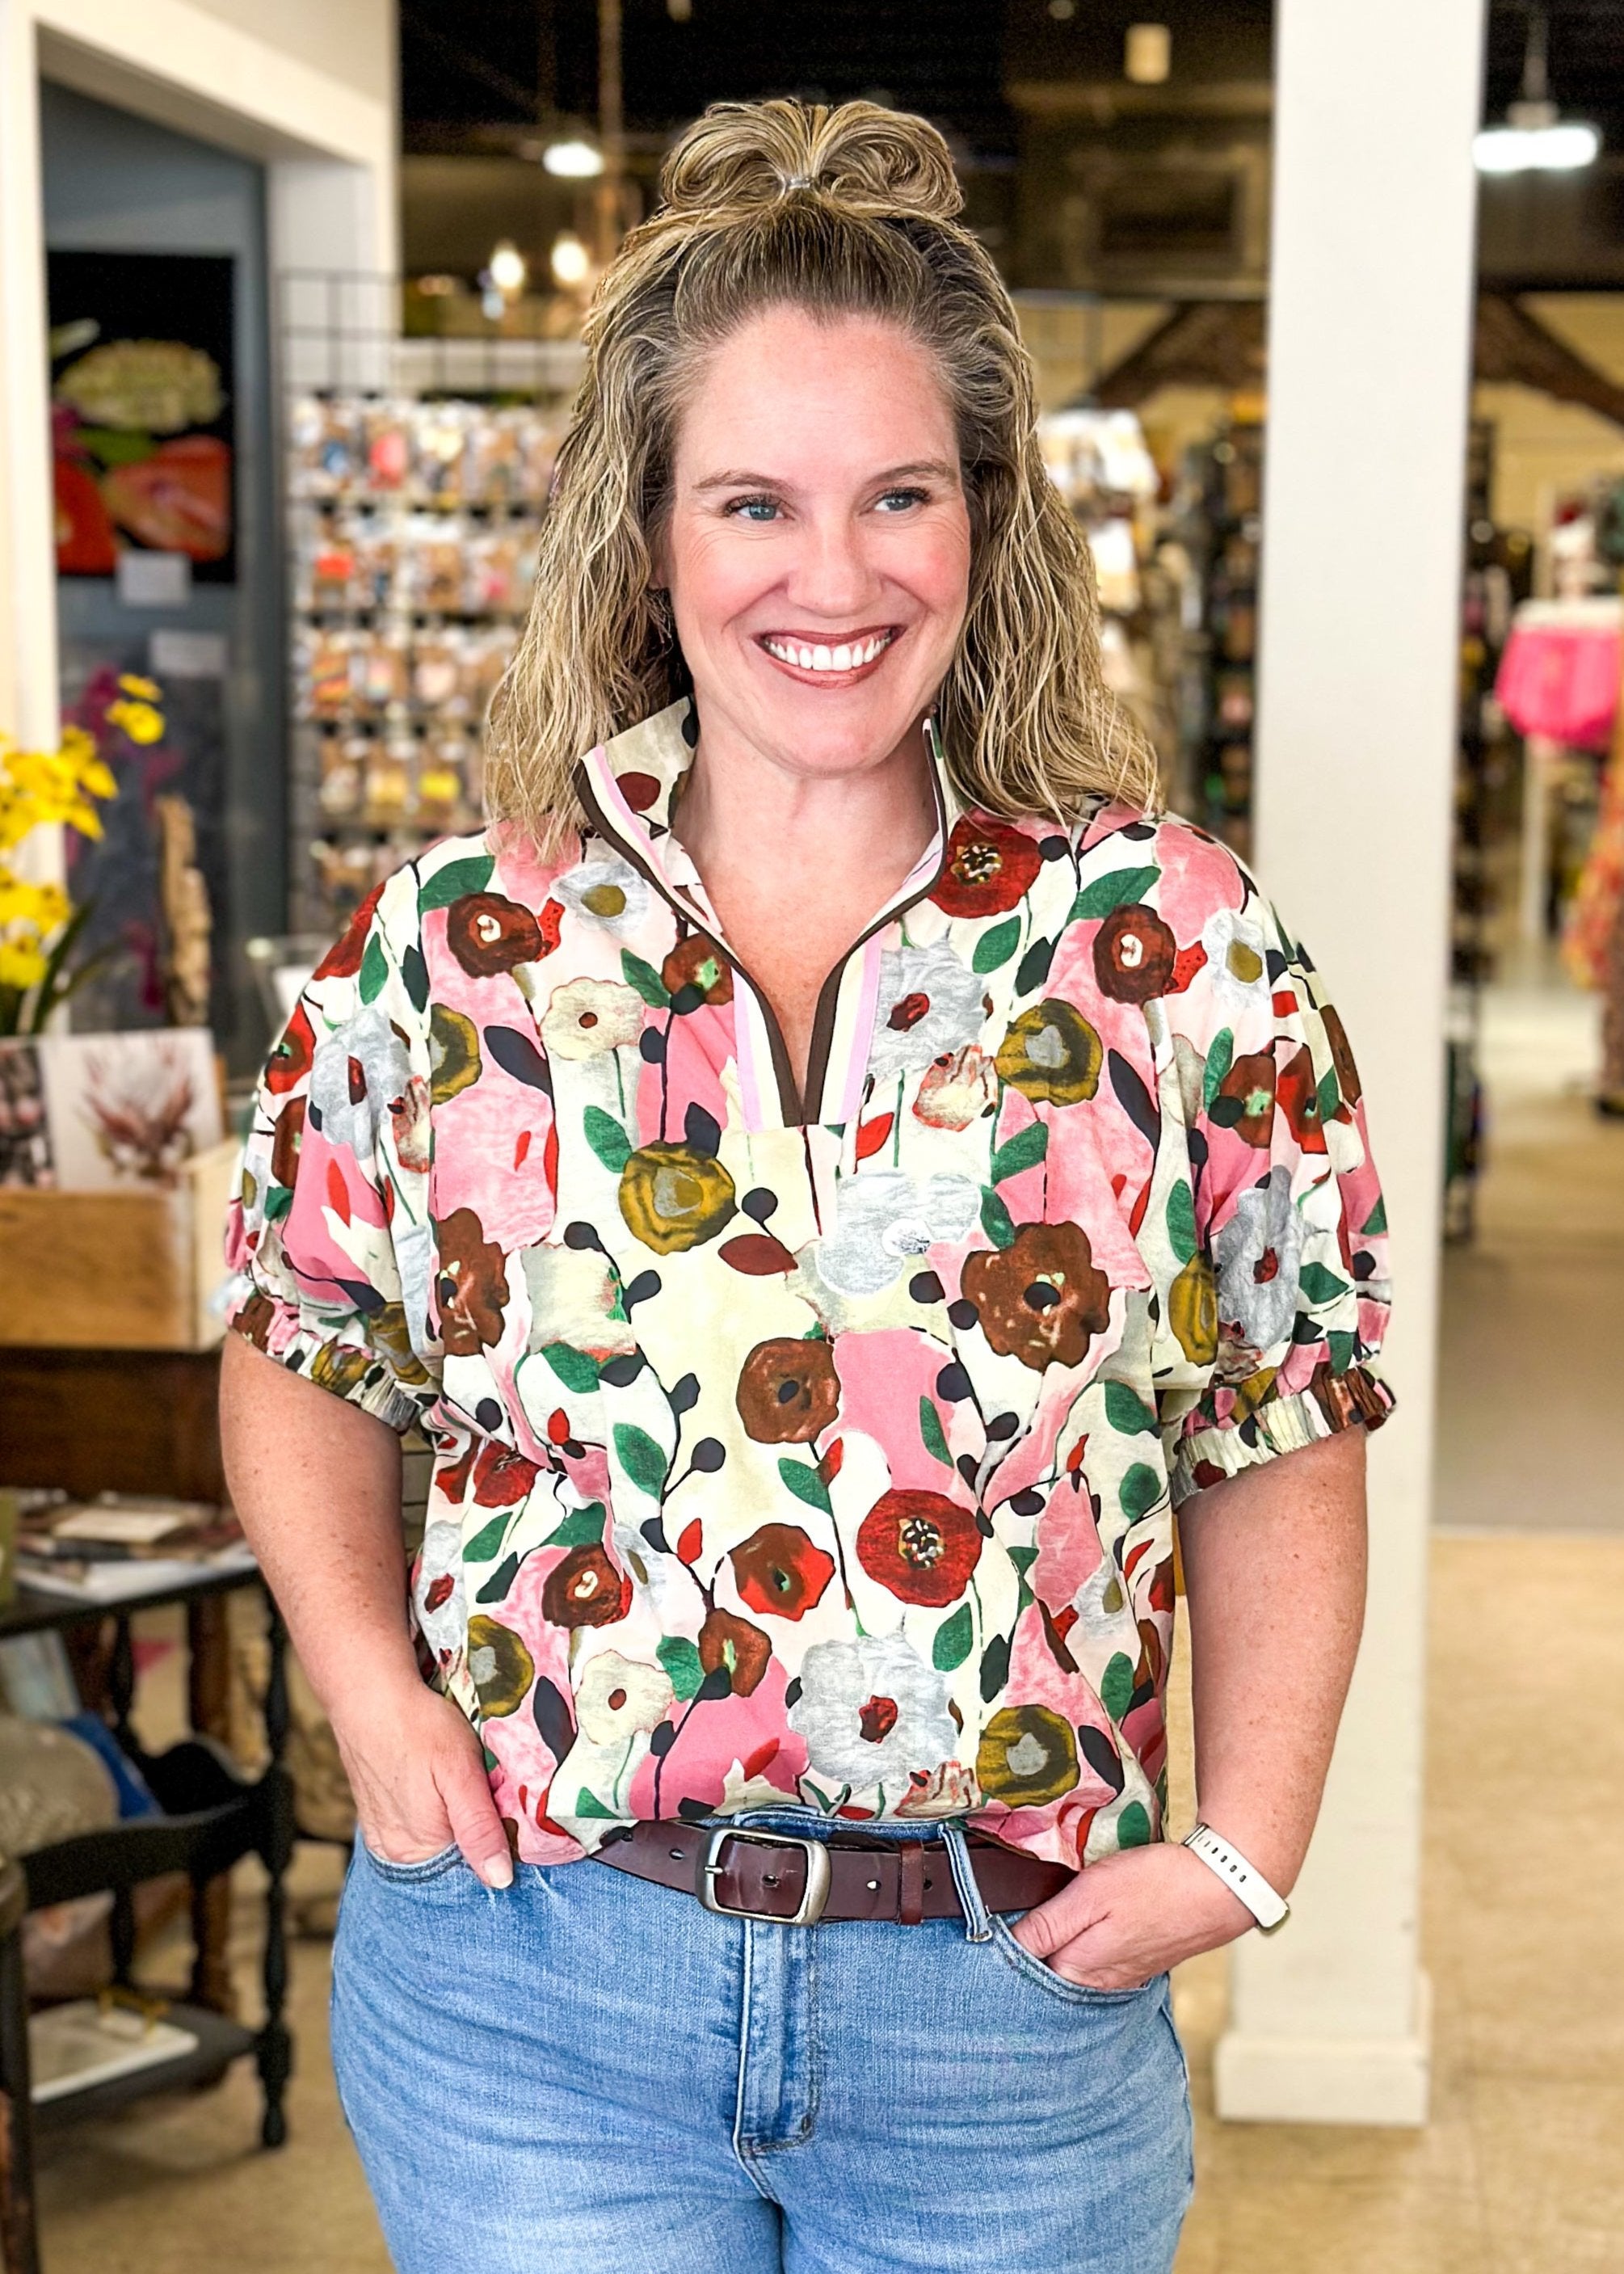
{"left": 0, "top": 1140, "right": 240, "bottom": 1352}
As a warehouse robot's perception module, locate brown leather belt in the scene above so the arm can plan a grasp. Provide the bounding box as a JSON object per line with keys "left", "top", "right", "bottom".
{"left": 592, "top": 1819, "right": 1074, "bottom": 1927}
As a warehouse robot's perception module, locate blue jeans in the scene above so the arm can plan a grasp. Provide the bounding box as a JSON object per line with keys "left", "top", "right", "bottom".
{"left": 330, "top": 1812, "right": 1194, "bottom": 2272}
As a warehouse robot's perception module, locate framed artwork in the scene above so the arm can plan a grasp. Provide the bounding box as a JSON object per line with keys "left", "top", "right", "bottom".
{"left": 0, "top": 1042, "right": 54, "bottom": 1188}
{"left": 38, "top": 1030, "right": 222, "bottom": 1190}
{"left": 48, "top": 251, "right": 236, "bottom": 583}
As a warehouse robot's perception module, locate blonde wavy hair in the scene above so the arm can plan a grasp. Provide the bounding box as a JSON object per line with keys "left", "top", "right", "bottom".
{"left": 484, "top": 98, "right": 1159, "bottom": 839}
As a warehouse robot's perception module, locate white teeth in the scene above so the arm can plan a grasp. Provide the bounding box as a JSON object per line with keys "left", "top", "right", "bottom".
{"left": 764, "top": 632, "right": 893, "bottom": 673}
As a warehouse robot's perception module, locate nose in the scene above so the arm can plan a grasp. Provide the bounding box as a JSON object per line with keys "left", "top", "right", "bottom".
{"left": 784, "top": 507, "right": 883, "bottom": 622}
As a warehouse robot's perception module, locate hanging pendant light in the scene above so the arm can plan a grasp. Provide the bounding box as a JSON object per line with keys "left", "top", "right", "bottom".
{"left": 1475, "top": 7, "right": 1600, "bottom": 175}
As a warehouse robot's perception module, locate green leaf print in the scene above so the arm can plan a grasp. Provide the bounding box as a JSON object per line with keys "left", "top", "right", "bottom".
{"left": 919, "top": 1396, "right": 952, "bottom": 1468}
{"left": 574, "top": 1789, "right": 616, "bottom": 1819}
{"left": 614, "top": 1423, "right": 669, "bottom": 1498}
{"left": 932, "top": 1601, "right": 974, "bottom": 1671}
{"left": 657, "top": 1636, "right": 704, "bottom": 1701}
{"left": 1298, "top": 1261, "right": 1349, "bottom": 1307}
{"left": 583, "top": 1105, "right": 633, "bottom": 1175}
{"left": 1119, "top": 1463, "right": 1163, "bottom": 1521}
{"left": 621, "top": 949, "right": 670, "bottom": 1008}
{"left": 402, "top": 941, "right": 430, "bottom": 1013}
{"left": 358, "top": 932, "right": 389, "bottom": 1004}
{"left": 1100, "top": 1651, "right": 1136, "bottom": 1724}
{"left": 1116, "top": 1801, "right": 1152, "bottom": 1849}
{"left": 979, "top": 1186, "right": 1017, "bottom": 1249}
{"left": 778, "top": 1458, "right": 832, "bottom": 1516}
{"left": 1104, "top": 1381, "right": 1158, "bottom": 1437}
{"left": 1361, "top": 1196, "right": 1387, "bottom": 1236}
{"left": 541, "top": 1341, "right": 601, "bottom": 1393}
{"left": 418, "top": 853, "right": 495, "bottom": 912}
{"left": 1165, "top": 1180, "right": 1197, "bottom": 1266}
{"left": 463, "top": 1512, "right": 511, "bottom": 1562}
{"left": 1014, "top": 935, "right": 1055, "bottom": 995}
{"left": 1067, "top": 866, "right": 1160, "bottom": 923}
{"left": 990, "top": 1121, "right": 1048, "bottom": 1185}
{"left": 1316, "top": 1065, "right": 1340, "bottom": 1126}
{"left": 474, "top": 1552, "right": 521, "bottom": 1602}
{"left": 1203, "top": 1028, "right": 1235, "bottom": 1114}
{"left": 1327, "top": 1329, "right": 1356, "bottom": 1375}
{"left": 544, "top": 1502, "right": 608, "bottom": 1548}
{"left": 972, "top": 916, "right": 1021, "bottom": 974}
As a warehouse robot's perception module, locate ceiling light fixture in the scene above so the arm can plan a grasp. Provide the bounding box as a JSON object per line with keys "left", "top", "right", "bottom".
{"left": 542, "top": 137, "right": 605, "bottom": 179}
{"left": 486, "top": 240, "right": 528, "bottom": 297}
{"left": 550, "top": 232, "right": 591, "bottom": 289}
{"left": 1475, "top": 8, "right": 1599, "bottom": 175}
{"left": 1125, "top": 24, "right": 1171, "bottom": 86}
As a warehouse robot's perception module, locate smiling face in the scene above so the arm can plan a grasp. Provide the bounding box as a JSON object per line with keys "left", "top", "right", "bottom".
{"left": 658, "top": 305, "right": 974, "bottom": 791}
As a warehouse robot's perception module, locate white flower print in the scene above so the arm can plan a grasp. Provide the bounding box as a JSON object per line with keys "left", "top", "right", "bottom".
{"left": 541, "top": 976, "right": 644, "bottom": 1060}
{"left": 1201, "top": 908, "right": 1271, "bottom": 1014}
{"left": 789, "top": 1632, "right": 961, "bottom": 1796}
{"left": 390, "top": 1073, "right": 431, "bottom": 1173}
{"left": 814, "top": 1168, "right": 980, "bottom": 1297}
{"left": 555, "top": 852, "right": 650, "bottom": 936}
{"left": 308, "top": 1005, "right": 410, "bottom": 1158}
{"left": 574, "top": 1651, "right": 674, "bottom": 1746}
{"left": 912, "top": 1043, "right": 997, "bottom": 1131}
{"left": 414, "top": 1520, "right": 467, "bottom": 1659}
{"left": 521, "top": 1243, "right": 637, "bottom": 1357}
{"left": 1214, "top": 1163, "right": 1304, "bottom": 1352}
{"left": 867, "top": 940, "right": 987, "bottom": 1083}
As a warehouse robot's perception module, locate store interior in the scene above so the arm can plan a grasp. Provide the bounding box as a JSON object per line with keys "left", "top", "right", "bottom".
{"left": 0, "top": 3, "right": 1620, "bottom": 2270}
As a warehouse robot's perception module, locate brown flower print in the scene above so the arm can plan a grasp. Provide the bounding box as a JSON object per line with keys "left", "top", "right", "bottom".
{"left": 975, "top": 1703, "right": 1079, "bottom": 1805}
{"left": 1214, "top": 1050, "right": 1276, "bottom": 1148}
{"left": 1277, "top": 1043, "right": 1328, "bottom": 1152}
{"left": 735, "top": 1337, "right": 840, "bottom": 1443}
{"left": 1322, "top": 1004, "right": 1362, "bottom": 1109}
{"left": 1092, "top": 903, "right": 1177, "bottom": 1004}
{"left": 730, "top": 1522, "right": 835, "bottom": 1622}
{"left": 856, "top": 1489, "right": 982, "bottom": 1607}
{"left": 447, "top": 892, "right": 545, "bottom": 978}
{"left": 619, "top": 1143, "right": 737, "bottom": 1254}
{"left": 434, "top": 1206, "right": 507, "bottom": 1354}
{"left": 233, "top": 1289, "right": 276, "bottom": 1350}
{"left": 663, "top": 933, "right": 734, "bottom": 1007}
{"left": 542, "top": 1543, "right": 632, "bottom": 1629}
{"left": 995, "top": 1001, "right": 1103, "bottom": 1106}
{"left": 931, "top": 815, "right": 1042, "bottom": 918}
{"left": 960, "top": 1221, "right": 1113, "bottom": 1371}
{"left": 698, "top": 1607, "right": 773, "bottom": 1696}
{"left": 466, "top": 1614, "right": 536, "bottom": 1717}
{"left": 271, "top": 1095, "right": 305, "bottom": 1188}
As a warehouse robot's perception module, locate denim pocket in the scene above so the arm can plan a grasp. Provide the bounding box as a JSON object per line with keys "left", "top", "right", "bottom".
{"left": 360, "top": 1838, "right": 463, "bottom": 1884}
{"left": 988, "top": 1912, "right": 1163, "bottom": 2007}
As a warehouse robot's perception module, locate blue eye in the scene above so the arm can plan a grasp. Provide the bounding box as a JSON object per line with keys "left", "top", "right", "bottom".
{"left": 726, "top": 496, "right": 780, "bottom": 522}
{"left": 876, "top": 487, "right": 928, "bottom": 513}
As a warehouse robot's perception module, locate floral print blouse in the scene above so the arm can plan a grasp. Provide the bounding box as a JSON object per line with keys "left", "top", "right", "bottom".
{"left": 226, "top": 697, "right": 1393, "bottom": 1872}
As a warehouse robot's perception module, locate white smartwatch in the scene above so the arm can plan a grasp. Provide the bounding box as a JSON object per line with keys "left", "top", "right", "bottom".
{"left": 1181, "top": 1821, "right": 1291, "bottom": 1934}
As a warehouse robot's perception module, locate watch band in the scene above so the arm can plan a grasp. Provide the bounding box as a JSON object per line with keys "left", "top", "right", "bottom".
{"left": 1181, "top": 1821, "right": 1291, "bottom": 1933}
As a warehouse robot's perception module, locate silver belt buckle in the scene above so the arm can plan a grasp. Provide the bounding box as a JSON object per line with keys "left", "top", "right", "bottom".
{"left": 697, "top": 1826, "right": 832, "bottom": 1927}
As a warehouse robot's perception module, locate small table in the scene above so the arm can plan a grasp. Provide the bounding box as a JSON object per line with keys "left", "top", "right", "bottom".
{"left": 0, "top": 1564, "right": 293, "bottom": 2274}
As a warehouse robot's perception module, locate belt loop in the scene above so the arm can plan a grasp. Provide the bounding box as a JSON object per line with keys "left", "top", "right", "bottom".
{"left": 898, "top": 1841, "right": 926, "bottom": 1926}
{"left": 940, "top": 1821, "right": 993, "bottom": 1943}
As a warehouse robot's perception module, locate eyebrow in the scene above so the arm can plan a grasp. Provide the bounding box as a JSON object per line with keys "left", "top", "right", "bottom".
{"left": 690, "top": 459, "right": 959, "bottom": 495}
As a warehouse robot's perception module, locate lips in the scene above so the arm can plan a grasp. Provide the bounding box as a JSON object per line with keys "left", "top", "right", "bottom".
{"left": 758, "top": 627, "right": 898, "bottom": 679}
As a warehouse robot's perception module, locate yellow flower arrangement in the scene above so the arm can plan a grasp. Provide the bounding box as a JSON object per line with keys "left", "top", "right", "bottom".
{"left": 0, "top": 675, "right": 162, "bottom": 1031}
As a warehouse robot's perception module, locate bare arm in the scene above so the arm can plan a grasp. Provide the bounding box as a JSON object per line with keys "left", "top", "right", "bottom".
{"left": 219, "top": 1333, "right": 511, "bottom": 1885}
{"left": 1013, "top": 1425, "right": 1368, "bottom": 1987}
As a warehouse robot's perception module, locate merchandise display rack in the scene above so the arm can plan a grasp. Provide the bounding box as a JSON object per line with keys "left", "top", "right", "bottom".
{"left": 278, "top": 273, "right": 583, "bottom": 937}
{"left": 1172, "top": 418, "right": 1264, "bottom": 859}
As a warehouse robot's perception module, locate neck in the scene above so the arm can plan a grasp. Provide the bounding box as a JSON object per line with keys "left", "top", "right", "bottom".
{"left": 674, "top": 709, "right": 938, "bottom": 900}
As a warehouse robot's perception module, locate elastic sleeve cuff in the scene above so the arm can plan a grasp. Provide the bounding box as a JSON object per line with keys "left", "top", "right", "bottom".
{"left": 1168, "top": 1362, "right": 1395, "bottom": 1507}
{"left": 225, "top": 1282, "right": 428, "bottom": 1436}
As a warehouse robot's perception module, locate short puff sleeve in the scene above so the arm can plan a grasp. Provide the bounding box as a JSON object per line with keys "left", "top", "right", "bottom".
{"left": 224, "top": 867, "right": 440, "bottom": 1433}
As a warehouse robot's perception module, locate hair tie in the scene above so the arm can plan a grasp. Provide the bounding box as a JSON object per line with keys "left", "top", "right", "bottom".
{"left": 781, "top": 172, "right": 813, "bottom": 192}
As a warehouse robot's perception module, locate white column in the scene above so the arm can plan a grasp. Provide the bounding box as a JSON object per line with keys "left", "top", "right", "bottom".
{"left": 0, "top": 1, "right": 63, "bottom": 756}
{"left": 1224, "top": 0, "right": 1485, "bottom": 2125}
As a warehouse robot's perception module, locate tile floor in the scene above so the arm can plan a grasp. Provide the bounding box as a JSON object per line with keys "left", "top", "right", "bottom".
{"left": 30, "top": 975, "right": 1624, "bottom": 2272}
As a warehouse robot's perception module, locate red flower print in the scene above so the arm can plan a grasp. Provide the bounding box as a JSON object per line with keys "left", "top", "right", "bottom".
{"left": 433, "top": 1206, "right": 508, "bottom": 1354}
{"left": 856, "top": 1489, "right": 982, "bottom": 1607}
{"left": 541, "top": 1543, "right": 632, "bottom": 1628}
{"left": 1092, "top": 903, "right": 1177, "bottom": 1004}
{"left": 730, "top": 1522, "right": 835, "bottom": 1621}
{"left": 471, "top": 1442, "right": 540, "bottom": 1506}
{"left": 1277, "top": 1044, "right": 1328, "bottom": 1152}
{"left": 312, "top": 881, "right": 386, "bottom": 982}
{"left": 265, "top": 999, "right": 315, "bottom": 1095}
{"left": 932, "top": 816, "right": 1042, "bottom": 918}
{"left": 447, "top": 892, "right": 545, "bottom": 977}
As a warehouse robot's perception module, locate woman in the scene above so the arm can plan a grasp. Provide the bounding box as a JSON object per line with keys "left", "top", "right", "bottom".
{"left": 222, "top": 99, "right": 1391, "bottom": 2274}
